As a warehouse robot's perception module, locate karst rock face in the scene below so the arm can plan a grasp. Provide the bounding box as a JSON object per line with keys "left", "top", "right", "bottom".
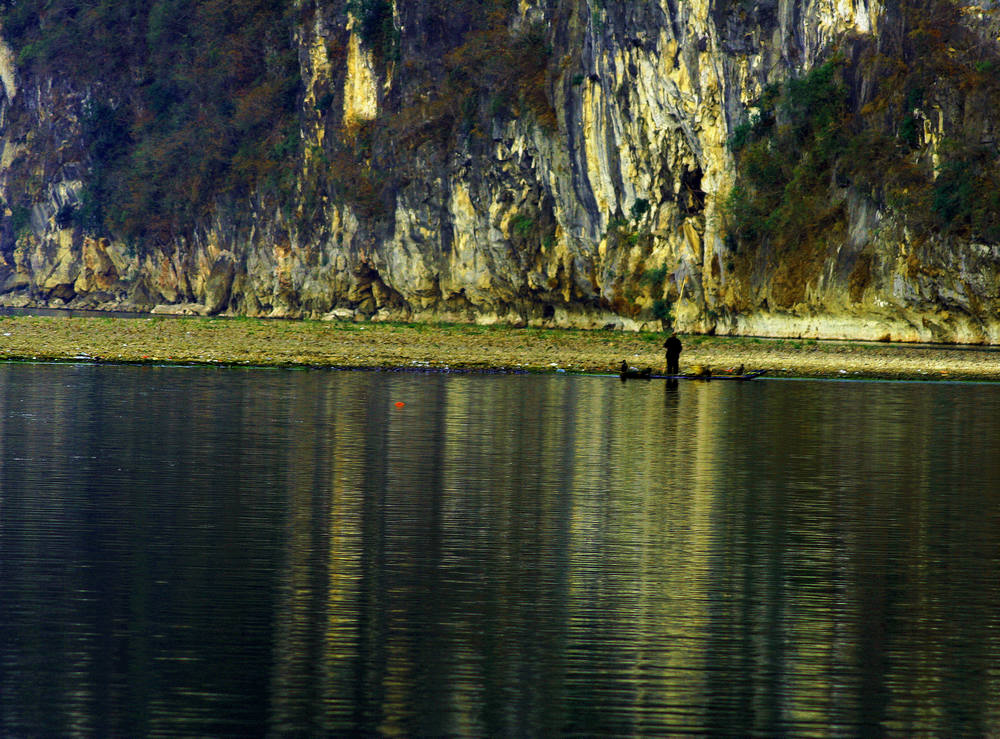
{"left": 1, "top": 0, "right": 999, "bottom": 342}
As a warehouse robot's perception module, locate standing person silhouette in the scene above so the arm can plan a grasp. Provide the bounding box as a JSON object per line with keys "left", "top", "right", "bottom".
{"left": 664, "top": 332, "right": 682, "bottom": 376}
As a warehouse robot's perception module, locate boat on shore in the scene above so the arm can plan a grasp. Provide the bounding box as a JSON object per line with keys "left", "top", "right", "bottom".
{"left": 619, "top": 360, "right": 653, "bottom": 380}
{"left": 618, "top": 361, "right": 768, "bottom": 381}
{"left": 654, "top": 369, "right": 769, "bottom": 381}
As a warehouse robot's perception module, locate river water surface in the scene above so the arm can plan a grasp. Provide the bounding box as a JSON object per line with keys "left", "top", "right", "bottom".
{"left": 1, "top": 363, "right": 998, "bottom": 736}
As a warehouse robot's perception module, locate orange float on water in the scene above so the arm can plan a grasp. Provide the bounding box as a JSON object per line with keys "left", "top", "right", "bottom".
{"left": 395, "top": 401, "right": 406, "bottom": 408}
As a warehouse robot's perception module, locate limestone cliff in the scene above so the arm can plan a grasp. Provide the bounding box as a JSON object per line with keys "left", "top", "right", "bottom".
{"left": 1, "top": 0, "right": 999, "bottom": 342}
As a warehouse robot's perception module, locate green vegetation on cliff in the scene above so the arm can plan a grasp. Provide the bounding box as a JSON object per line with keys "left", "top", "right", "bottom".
{"left": 0, "top": 0, "right": 555, "bottom": 248}
{"left": 726, "top": 0, "right": 1000, "bottom": 264}
{"left": 726, "top": 59, "right": 849, "bottom": 250}
{"left": 1, "top": 0, "right": 300, "bottom": 244}
{"left": 2, "top": 0, "right": 998, "bottom": 287}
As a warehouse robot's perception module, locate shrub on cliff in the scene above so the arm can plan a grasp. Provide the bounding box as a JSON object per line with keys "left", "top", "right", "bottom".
{"left": 1, "top": 0, "right": 301, "bottom": 247}
{"left": 726, "top": 59, "right": 849, "bottom": 252}
{"left": 726, "top": 0, "right": 1000, "bottom": 255}
{"left": 348, "top": 0, "right": 400, "bottom": 61}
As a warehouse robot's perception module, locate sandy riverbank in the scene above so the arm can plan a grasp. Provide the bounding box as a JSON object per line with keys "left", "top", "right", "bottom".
{"left": 1, "top": 314, "right": 999, "bottom": 380}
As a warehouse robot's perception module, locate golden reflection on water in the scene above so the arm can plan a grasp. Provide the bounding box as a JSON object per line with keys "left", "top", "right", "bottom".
{"left": 2, "top": 365, "right": 999, "bottom": 736}
{"left": 260, "top": 372, "right": 1000, "bottom": 736}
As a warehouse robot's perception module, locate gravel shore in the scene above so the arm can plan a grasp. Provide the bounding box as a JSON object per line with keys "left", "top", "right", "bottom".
{"left": 1, "top": 314, "right": 999, "bottom": 381}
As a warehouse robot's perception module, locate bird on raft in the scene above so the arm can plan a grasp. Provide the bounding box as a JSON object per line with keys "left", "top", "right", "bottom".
{"left": 619, "top": 360, "right": 652, "bottom": 380}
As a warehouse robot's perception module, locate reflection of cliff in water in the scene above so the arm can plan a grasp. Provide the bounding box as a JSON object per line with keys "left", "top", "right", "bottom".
{"left": 267, "top": 374, "right": 1000, "bottom": 736}
{"left": 270, "top": 374, "right": 584, "bottom": 735}
{"left": 698, "top": 383, "right": 1000, "bottom": 736}
{"left": 0, "top": 363, "right": 291, "bottom": 735}
{"left": 264, "top": 376, "right": 747, "bottom": 733}
{"left": 2, "top": 366, "right": 999, "bottom": 735}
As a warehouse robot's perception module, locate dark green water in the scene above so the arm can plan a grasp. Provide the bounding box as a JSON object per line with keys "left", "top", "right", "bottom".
{"left": 1, "top": 363, "right": 998, "bottom": 736}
